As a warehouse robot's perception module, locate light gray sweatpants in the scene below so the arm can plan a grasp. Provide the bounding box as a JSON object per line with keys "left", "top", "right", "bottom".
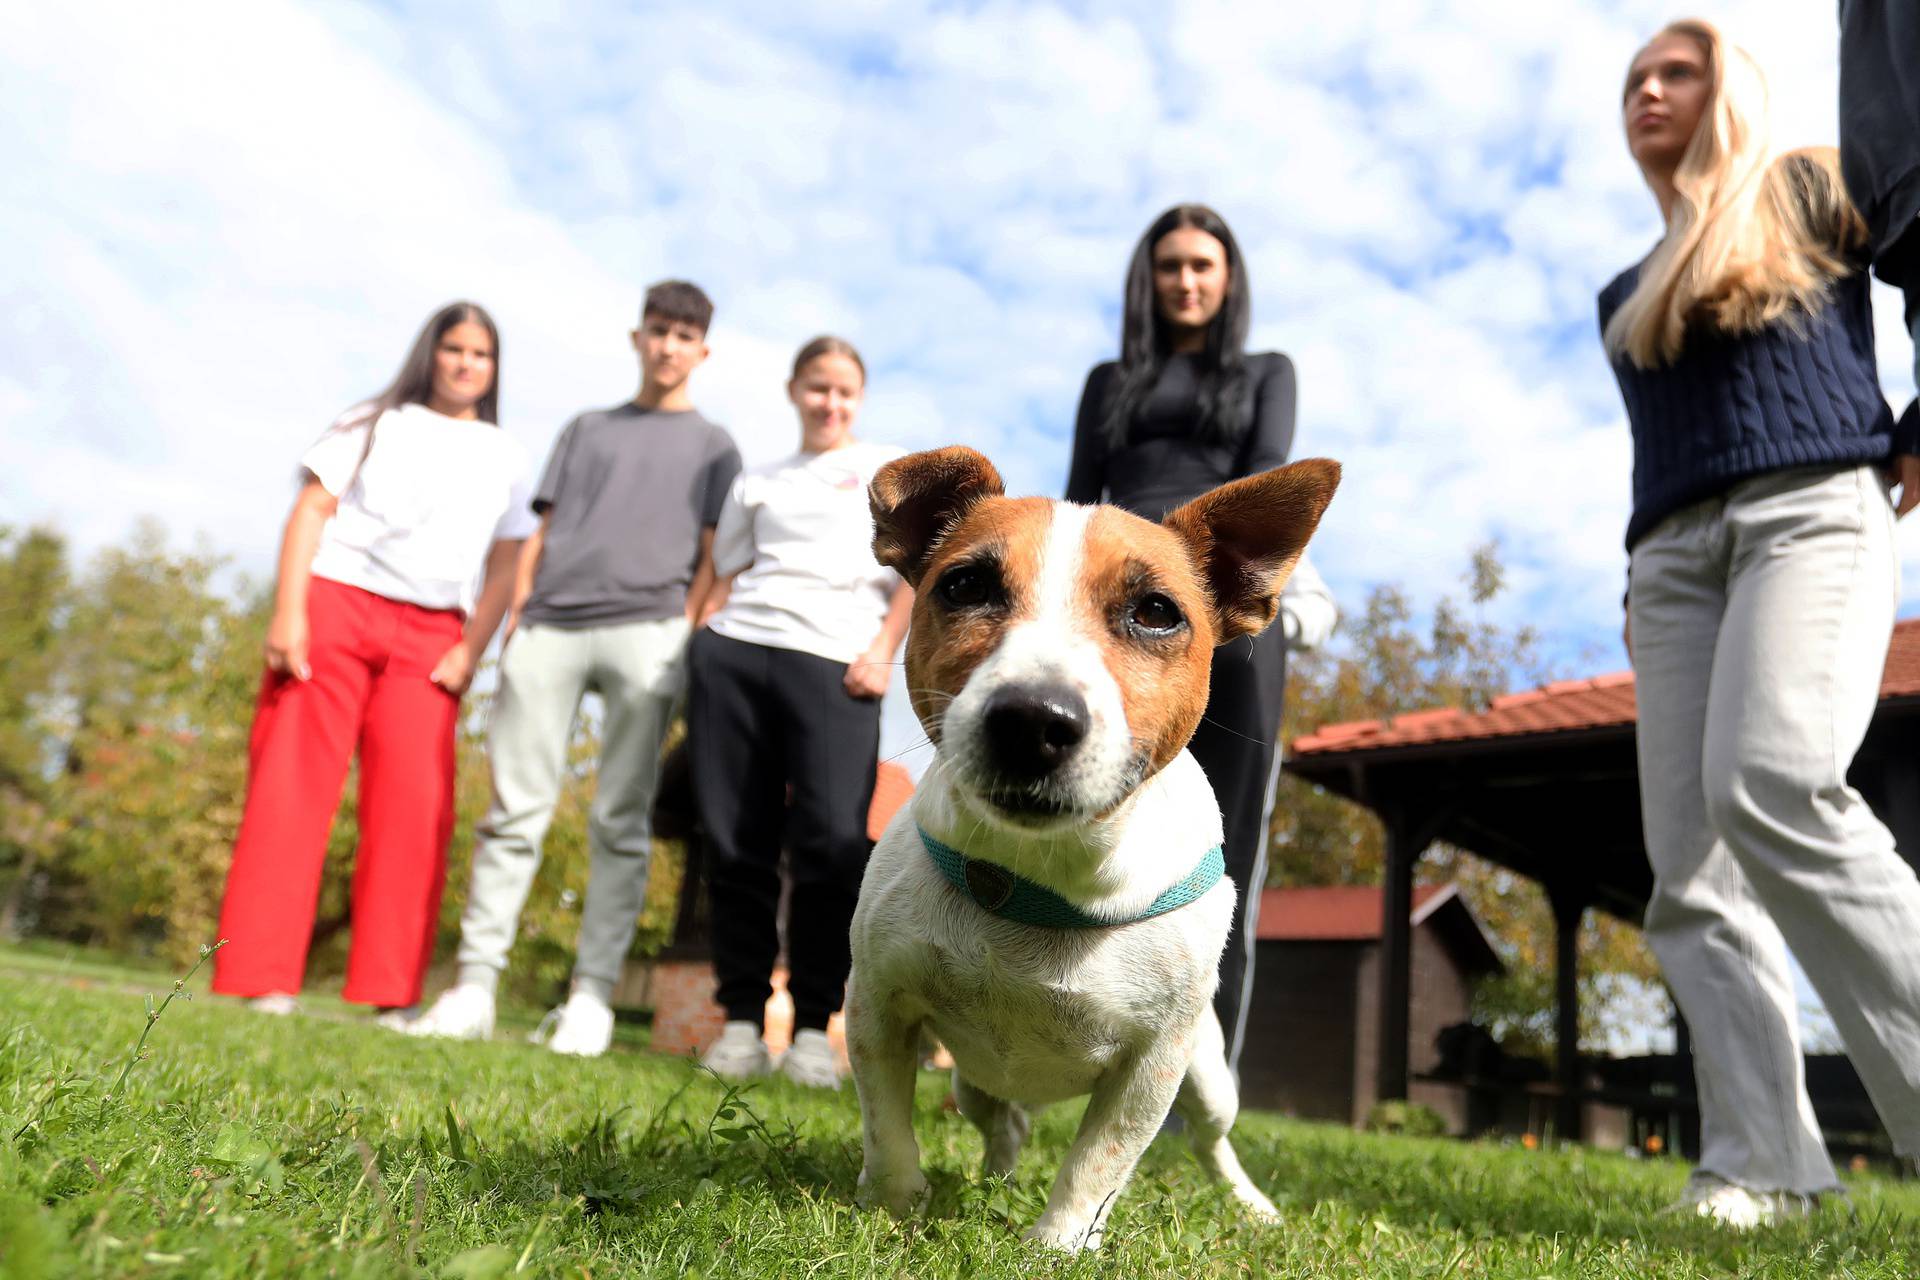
{"left": 455, "top": 617, "right": 690, "bottom": 999}
{"left": 1629, "top": 464, "right": 1920, "bottom": 1192}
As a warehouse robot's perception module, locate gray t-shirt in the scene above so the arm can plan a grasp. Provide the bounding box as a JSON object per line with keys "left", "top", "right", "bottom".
{"left": 520, "top": 403, "right": 742, "bottom": 627}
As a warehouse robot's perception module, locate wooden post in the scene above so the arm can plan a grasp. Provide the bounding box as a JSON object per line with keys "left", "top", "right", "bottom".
{"left": 1376, "top": 797, "right": 1447, "bottom": 1105}
{"left": 1378, "top": 819, "right": 1417, "bottom": 1103}
{"left": 1550, "top": 886, "right": 1584, "bottom": 1144}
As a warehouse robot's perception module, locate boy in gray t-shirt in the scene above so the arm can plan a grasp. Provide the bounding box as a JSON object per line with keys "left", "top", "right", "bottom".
{"left": 412, "top": 281, "right": 743, "bottom": 1057}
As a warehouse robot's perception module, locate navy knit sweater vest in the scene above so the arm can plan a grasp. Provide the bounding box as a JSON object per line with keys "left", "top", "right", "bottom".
{"left": 1599, "top": 261, "right": 1909, "bottom": 550}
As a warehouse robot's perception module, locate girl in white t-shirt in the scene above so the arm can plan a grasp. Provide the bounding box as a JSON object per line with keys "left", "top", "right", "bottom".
{"left": 690, "top": 336, "right": 912, "bottom": 1087}
{"left": 212, "top": 302, "right": 537, "bottom": 1024}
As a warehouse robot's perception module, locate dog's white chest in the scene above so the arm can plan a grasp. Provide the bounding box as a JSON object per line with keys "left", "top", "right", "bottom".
{"left": 852, "top": 817, "right": 1231, "bottom": 1107}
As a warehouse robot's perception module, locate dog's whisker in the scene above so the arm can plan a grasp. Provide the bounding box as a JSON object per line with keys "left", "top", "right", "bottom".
{"left": 1196, "top": 715, "right": 1274, "bottom": 749}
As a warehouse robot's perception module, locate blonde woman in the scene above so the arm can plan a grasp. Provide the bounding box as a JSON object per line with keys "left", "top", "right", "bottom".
{"left": 1606, "top": 20, "right": 1920, "bottom": 1226}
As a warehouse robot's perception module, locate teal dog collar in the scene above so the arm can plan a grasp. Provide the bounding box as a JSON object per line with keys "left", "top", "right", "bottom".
{"left": 917, "top": 826, "right": 1225, "bottom": 929}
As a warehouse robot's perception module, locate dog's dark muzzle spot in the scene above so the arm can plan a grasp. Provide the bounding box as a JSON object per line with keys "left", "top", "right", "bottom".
{"left": 981, "top": 683, "right": 1089, "bottom": 783}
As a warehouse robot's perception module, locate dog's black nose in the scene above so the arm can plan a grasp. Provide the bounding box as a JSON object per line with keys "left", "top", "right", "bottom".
{"left": 982, "top": 684, "right": 1090, "bottom": 780}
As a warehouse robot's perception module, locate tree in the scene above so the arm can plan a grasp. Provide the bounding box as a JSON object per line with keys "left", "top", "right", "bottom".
{"left": 1271, "top": 544, "right": 1664, "bottom": 1057}
{"left": 0, "top": 526, "right": 70, "bottom": 937}
{"left": 0, "top": 519, "right": 684, "bottom": 996}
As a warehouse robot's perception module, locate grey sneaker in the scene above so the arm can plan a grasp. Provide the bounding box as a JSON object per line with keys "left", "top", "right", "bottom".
{"left": 372, "top": 1005, "right": 422, "bottom": 1033}
{"left": 532, "top": 991, "right": 614, "bottom": 1058}
{"left": 249, "top": 992, "right": 299, "bottom": 1016}
{"left": 780, "top": 1028, "right": 842, "bottom": 1089}
{"left": 701, "top": 1021, "right": 772, "bottom": 1081}
{"left": 1666, "top": 1170, "right": 1818, "bottom": 1229}
{"left": 408, "top": 984, "right": 495, "bottom": 1041}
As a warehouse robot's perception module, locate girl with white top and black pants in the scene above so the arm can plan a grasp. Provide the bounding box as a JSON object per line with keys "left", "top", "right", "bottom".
{"left": 213, "top": 302, "right": 535, "bottom": 1021}
{"left": 690, "top": 336, "right": 913, "bottom": 1088}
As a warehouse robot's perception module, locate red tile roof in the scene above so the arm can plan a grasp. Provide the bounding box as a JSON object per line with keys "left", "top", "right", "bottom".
{"left": 1255, "top": 883, "right": 1453, "bottom": 942}
{"left": 1291, "top": 616, "right": 1920, "bottom": 759}
{"left": 867, "top": 761, "right": 916, "bottom": 842}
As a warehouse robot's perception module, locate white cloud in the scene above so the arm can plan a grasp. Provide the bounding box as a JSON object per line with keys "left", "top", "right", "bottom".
{"left": 3, "top": 0, "right": 1917, "bottom": 728}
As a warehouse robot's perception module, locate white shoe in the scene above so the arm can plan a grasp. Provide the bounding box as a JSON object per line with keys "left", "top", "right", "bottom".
{"left": 408, "top": 984, "right": 496, "bottom": 1041}
{"left": 701, "top": 1021, "right": 771, "bottom": 1081}
{"left": 1667, "top": 1171, "right": 1817, "bottom": 1229}
{"left": 780, "top": 1028, "right": 842, "bottom": 1089}
{"left": 249, "top": 993, "right": 299, "bottom": 1016}
{"left": 372, "top": 1005, "right": 421, "bottom": 1033}
{"left": 531, "top": 991, "right": 614, "bottom": 1058}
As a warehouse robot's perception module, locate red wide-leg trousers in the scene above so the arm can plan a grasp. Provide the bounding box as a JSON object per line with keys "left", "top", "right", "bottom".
{"left": 213, "top": 576, "right": 464, "bottom": 1007}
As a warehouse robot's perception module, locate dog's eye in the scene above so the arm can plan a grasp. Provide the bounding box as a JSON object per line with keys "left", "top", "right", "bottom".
{"left": 1130, "top": 593, "right": 1184, "bottom": 633}
{"left": 935, "top": 564, "right": 998, "bottom": 609}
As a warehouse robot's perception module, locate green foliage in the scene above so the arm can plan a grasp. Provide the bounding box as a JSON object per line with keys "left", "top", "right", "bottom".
{"left": 2, "top": 954, "right": 1917, "bottom": 1278}
{"left": 1274, "top": 542, "right": 1663, "bottom": 1057}
{"left": 1363, "top": 1100, "right": 1447, "bottom": 1139}
{"left": 0, "top": 525, "right": 680, "bottom": 995}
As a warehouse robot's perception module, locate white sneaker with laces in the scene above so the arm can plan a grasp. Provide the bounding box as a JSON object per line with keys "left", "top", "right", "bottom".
{"left": 249, "top": 992, "right": 299, "bottom": 1016}
{"left": 372, "top": 1005, "right": 421, "bottom": 1033}
{"left": 408, "top": 984, "right": 496, "bottom": 1041}
{"left": 780, "top": 1028, "right": 842, "bottom": 1089}
{"left": 701, "top": 1021, "right": 771, "bottom": 1081}
{"left": 532, "top": 991, "right": 614, "bottom": 1058}
{"left": 1666, "top": 1170, "right": 1817, "bottom": 1229}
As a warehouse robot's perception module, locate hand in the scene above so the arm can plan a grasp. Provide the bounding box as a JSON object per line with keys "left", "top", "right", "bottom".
{"left": 1891, "top": 454, "right": 1920, "bottom": 518}
{"left": 264, "top": 610, "right": 311, "bottom": 681}
{"left": 843, "top": 649, "right": 893, "bottom": 700}
{"left": 1622, "top": 614, "right": 1632, "bottom": 664}
{"left": 430, "top": 641, "right": 477, "bottom": 696}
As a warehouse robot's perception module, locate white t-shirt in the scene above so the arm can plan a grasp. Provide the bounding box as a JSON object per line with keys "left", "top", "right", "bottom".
{"left": 302, "top": 402, "right": 538, "bottom": 613}
{"left": 707, "top": 440, "right": 907, "bottom": 664}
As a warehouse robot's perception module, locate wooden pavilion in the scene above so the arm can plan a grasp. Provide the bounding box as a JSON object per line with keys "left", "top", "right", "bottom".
{"left": 1283, "top": 618, "right": 1920, "bottom": 1142}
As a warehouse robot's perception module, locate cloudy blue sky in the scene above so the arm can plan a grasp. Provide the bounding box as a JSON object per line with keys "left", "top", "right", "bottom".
{"left": 8, "top": 1, "right": 1906, "bottom": 1048}
{"left": 4, "top": 1, "right": 1915, "bottom": 682}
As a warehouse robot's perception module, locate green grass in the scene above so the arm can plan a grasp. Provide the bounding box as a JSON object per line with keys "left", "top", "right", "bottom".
{"left": 1, "top": 946, "right": 1916, "bottom": 1278}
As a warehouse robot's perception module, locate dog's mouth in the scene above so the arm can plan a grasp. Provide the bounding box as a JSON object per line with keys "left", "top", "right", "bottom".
{"left": 957, "top": 749, "right": 1152, "bottom": 832}
{"left": 978, "top": 783, "right": 1074, "bottom": 826}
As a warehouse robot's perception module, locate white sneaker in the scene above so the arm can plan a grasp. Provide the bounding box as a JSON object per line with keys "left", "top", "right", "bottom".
{"left": 372, "top": 1005, "right": 421, "bottom": 1033}
{"left": 531, "top": 991, "right": 614, "bottom": 1058}
{"left": 249, "top": 993, "right": 299, "bottom": 1016}
{"left": 408, "top": 984, "right": 496, "bottom": 1041}
{"left": 1667, "top": 1171, "right": 1817, "bottom": 1229}
{"left": 780, "top": 1028, "right": 842, "bottom": 1089}
{"left": 701, "top": 1021, "right": 771, "bottom": 1081}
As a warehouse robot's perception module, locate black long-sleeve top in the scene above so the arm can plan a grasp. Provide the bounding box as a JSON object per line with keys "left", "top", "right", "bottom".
{"left": 1064, "top": 352, "right": 1297, "bottom": 520}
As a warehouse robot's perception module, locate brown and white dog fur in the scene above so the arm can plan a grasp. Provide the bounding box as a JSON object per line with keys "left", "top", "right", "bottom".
{"left": 846, "top": 446, "right": 1340, "bottom": 1251}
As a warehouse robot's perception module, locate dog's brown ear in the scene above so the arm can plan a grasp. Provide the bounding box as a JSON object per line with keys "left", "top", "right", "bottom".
{"left": 1163, "top": 458, "right": 1340, "bottom": 643}
{"left": 870, "top": 446, "right": 1006, "bottom": 586}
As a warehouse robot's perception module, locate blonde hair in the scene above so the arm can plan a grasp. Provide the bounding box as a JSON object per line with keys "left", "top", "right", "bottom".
{"left": 1605, "top": 20, "right": 1865, "bottom": 368}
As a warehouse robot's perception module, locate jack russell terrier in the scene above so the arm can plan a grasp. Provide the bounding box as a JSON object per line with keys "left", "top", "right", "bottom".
{"left": 846, "top": 445, "right": 1340, "bottom": 1251}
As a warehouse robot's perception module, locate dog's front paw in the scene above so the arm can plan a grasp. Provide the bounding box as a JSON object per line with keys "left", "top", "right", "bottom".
{"left": 856, "top": 1164, "right": 930, "bottom": 1217}
{"left": 1024, "top": 1216, "right": 1104, "bottom": 1252}
{"left": 1236, "top": 1185, "right": 1280, "bottom": 1221}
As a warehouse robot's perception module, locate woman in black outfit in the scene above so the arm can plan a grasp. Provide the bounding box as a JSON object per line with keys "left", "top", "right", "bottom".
{"left": 1065, "top": 203, "right": 1296, "bottom": 1071}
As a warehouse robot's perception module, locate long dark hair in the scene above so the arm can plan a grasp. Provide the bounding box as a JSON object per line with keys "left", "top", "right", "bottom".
{"left": 1104, "top": 204, "right": 1252, "bottom": 447}
{"left": 360, "top": 300, "right": 501, "bottom": 425}
{"left": 323, "top": 301, "right": 500, "bottom": 486}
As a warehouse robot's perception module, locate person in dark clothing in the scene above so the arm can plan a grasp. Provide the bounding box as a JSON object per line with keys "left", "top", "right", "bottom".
{"left": 1065, "top": 203, "right": 1298, "bottom": 1074}
{"left": 689, "top": 336, "right": 913, "bottom": 1089}
{"left": 1606, "top": 20, "right": 1920, "bottom": 1227}
{"left": 1837, "top": 0, "right": 1920, "bottom": 511}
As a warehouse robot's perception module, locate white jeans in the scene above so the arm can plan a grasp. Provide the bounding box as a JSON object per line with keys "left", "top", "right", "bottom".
{"left": 456, "top": 617, "right": 689, "bottom": 995}
{"left": 1630, "top": 464, "right": 1920, "bottom": 1191}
